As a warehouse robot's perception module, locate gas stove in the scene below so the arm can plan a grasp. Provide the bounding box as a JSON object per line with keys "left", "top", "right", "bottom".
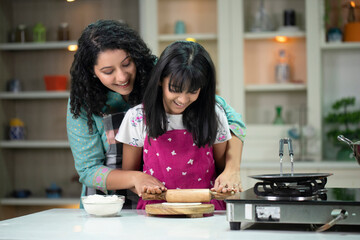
{"left": 225, "top": 187, "right": 360, "bottom": 231}
{"left": 226, "top": 138, "right": 360, "bottom": 232}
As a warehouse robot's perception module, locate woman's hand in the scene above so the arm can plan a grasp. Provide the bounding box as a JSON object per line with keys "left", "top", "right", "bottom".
{"left": 133, "top": 172, "right": 166, "bottom": 197}
{"left": 211, "top": 169, "right": 243, "bottom": 193}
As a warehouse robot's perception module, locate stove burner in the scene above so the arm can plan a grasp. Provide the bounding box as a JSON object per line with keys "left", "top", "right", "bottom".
{"left": 253, "top": 178, "right": 328, "bottom": 201}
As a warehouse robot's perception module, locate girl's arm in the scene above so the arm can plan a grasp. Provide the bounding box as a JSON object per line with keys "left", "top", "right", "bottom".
{"left": 115, "top": 105, "right": 166, "bottom": 195}
{"left": 107, "top": 144, "right": 165, "bottom": 196}
{"left": 121, "top": 144, "right": 166, "bottom": 195}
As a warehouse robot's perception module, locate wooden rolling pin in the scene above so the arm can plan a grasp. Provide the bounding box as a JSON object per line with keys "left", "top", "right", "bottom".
{"left": 142, "top": 189, "right": 234, "bottom": 203}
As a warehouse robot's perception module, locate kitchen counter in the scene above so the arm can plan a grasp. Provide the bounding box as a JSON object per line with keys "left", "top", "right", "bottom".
{"left": 0, "top": 209, "right": 359, "bottom": 240}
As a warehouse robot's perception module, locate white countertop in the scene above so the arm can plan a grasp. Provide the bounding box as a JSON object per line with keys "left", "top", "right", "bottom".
{"left": 0, "top": 209, "right": 359, "bottom": 240}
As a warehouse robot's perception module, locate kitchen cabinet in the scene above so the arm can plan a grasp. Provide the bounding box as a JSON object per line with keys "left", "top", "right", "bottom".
{"left": 0, "top": 0, "right": 139, "bottom": 220}
{"left": 319, "top": 0, "right": 360, "bottom": 160}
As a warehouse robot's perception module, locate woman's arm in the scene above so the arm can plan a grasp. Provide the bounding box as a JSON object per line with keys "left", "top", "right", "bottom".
{"left": 215, "top": 95, "right": 246, "bottom": 141}
{"left": 67, "top": 100, "right": 112, "bottom": 194}
{"left": 212, "top": 133, "right": 243, "bottom": 192}
{"left": 213, "top": 97, "right": 245, "bottom": 192}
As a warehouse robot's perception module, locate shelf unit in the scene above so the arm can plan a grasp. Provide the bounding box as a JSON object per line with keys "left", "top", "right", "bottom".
{"left": 321, "top": 42, "right": 360, "bottom": 50}
{"left": 318, "top": 0, "right": 360, "bottom": 160}
{"left": 0, "top": 0, "right": 139, "bottom": 220}
{"left": 139, "top": 0, "right": 360, "bottom": 163}
{"left": 0, "top": 91, "right": 69, "bottom": 99}
{"left": 244, "top": 31, "right": 306, "bottom": 39}
{"left": 0, "top": 41, "right": 77, "bottom": 51}
{"left": 245, "top": 83, "right": 307, "bottom": 92}
{"left": 0, "top": 141, "right": 69, "bottom": 149}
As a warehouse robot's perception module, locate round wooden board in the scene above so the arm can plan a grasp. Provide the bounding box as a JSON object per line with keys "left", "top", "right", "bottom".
{"left": 145, "top": 203, "right": 214, "bottom": 218}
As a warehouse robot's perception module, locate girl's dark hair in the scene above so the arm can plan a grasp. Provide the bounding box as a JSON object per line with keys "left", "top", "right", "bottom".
{"left": 69, "top": 19, "right": 156, "bottom": 133}
{"left": 143, "top": 41, "right": 217, "bottom": 147}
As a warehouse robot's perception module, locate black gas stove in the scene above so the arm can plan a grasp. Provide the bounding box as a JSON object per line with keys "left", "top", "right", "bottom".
{"left": 226, "top": 138, "right": 360, "bottom": 232}
{"left": 225, "top": 187, "right": 360, "bottom": 231}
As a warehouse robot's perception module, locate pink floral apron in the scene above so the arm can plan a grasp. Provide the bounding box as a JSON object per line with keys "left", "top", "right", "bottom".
{"left": 137, "top": 129, "right": 225, "bottom": 210}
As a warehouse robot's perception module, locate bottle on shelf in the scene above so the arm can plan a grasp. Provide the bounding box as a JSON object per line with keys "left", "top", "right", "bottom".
{"left": 15, "top": 24, "right": 29, "bottom": 43}
{"left": 273, "top": 106, "right": 285, "bottom": 125}
{"left": 250, "top": 0, "right": 274, "bottom": 32}
{"left": 58, "top": 22, "right": 70, "bottom": 41}
{"left": 32, "top": 23, "right": 46, "bottom": 42}
{"left": 275, "top": 49, "right": 290, "bottom": 83}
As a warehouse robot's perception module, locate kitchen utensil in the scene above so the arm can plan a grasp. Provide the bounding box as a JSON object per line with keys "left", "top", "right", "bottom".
{"left": 6, "top": 78, "right": 21, "bottom": 92}
{"left": 142, "top": 189, "right": 234, "bottom": 203}
{"left": 249, "top": 172, "right": 332, "bottom": 183}
{"left": 250, "top": 138, "right": 332, "bottom": 184}
{"left": 146, "top": 203, "right": 214, "bottom": 218}
{"left": 9, "top": 118, "right": 25, "bottom": 140}
{"left": 58, "top": 22, "right": 70, "bottom": 41}
{"left": 337, "top": 135, "right": 360, "bottom": 164}
{"left": 44, "top": 75, "right": 67, "bottom": 91}
{"left": 33, "top": 23, "right": 46, "bottom": 42}
{"left": 15, "top": 24, "right": 28, "bottom": 42}
{"left": 81, "top": 194, "right": 125, "bottom": 217}
{"left": 174, "top": 20, "right": 186, "bottom": 34}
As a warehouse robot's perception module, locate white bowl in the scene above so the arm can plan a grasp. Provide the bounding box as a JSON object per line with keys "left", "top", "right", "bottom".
{"left": 81, "top": 195, "right": 125, "bottom": 217}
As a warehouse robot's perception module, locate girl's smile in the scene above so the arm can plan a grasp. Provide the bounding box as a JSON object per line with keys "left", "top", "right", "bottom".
{"left": 161, "top": 76, "right": 200, "bottom": 115}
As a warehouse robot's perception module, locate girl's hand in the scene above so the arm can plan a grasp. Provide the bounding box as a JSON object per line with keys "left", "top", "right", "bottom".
{"left": 211, "top": 170, "right": 243, "bottom": 193}
{"left": 133, "top": 172, "right": 166, "bottom": 197}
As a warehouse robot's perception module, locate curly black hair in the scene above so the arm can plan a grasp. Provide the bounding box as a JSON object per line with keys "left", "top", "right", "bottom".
{"left": 69, "top": 19, "right": 157, "bottom": 133}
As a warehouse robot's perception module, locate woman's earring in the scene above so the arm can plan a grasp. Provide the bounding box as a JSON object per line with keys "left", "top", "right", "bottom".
{"left": 93, "top": 75, "right": 97, "bottom": 78}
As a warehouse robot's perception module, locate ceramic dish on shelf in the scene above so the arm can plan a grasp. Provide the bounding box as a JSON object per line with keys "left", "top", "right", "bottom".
{"left": 81, "top": 194, "right": 125, "bottom": 217}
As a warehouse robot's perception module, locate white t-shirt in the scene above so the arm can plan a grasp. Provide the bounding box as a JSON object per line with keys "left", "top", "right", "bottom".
{"left": 115, "top": 103, "right": 231, "bottom": 147}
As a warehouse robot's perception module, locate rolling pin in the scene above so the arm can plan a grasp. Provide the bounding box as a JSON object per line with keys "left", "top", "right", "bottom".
{"left": 142, "top": 189, "right": 234, "bottom": 203}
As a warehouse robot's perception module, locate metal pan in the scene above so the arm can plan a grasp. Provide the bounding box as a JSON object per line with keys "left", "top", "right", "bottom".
{"left": 249, "top": 173, "right": 333, "bottom": 183}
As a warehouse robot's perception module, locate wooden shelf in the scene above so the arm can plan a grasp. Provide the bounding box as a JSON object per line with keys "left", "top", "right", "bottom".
{"left": 244, "top": 31, "right": 306, "bottom": 40}
{"left": 0, "top": 91, "right": 69, "bottom": 99}
{"left": 158, "top": 33, "right": 217, "bottom": 42}
{"left": 245, "top": 83, "right": 307, "bottom": 92}
{"left": 320, "top": 42, "right": 360, "bottom": 50}
{"left": 1, "top": 198, "right": 79, "bottom": 206}
{"left": 0, "top": 41, "right": 77, "bottom": 51}
{"left": 0, "top": 140, "right": 70, "bottom": 149}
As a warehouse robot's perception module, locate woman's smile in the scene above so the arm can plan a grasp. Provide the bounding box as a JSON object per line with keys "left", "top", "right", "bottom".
{"left": 94, "top": 49, "right": 136, "bottom": 100}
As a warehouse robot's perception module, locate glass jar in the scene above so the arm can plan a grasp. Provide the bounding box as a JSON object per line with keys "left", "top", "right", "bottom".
{"left": 58, "top": 22, "right": 70, "bottom": 41}
{"left": 33, "top": 23, "right": 46, "bottom": 42}
{"left": 15, "top": 24, "right": 28, "bottom": 43}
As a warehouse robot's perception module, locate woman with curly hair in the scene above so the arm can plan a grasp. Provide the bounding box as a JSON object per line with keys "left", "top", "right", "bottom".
{"left": 67, "top": 20, "right": 246, "bottom": 208}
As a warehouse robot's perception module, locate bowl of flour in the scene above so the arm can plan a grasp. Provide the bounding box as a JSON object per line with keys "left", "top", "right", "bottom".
{"left": 82, "top": 194, "right": 125, "bottom": 217}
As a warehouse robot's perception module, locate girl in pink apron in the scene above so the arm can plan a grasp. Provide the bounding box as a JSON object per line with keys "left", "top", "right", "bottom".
{"left": 116, "top": 41, "right": 231, "bottom": 210}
